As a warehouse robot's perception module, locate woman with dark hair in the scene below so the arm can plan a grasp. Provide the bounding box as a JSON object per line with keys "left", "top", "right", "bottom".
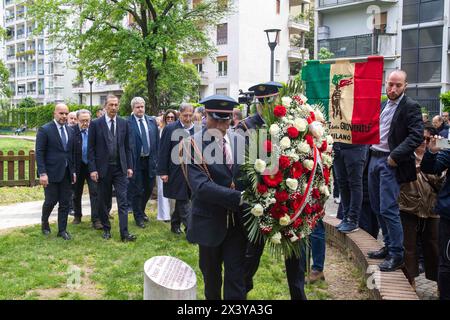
{"left": 156, "top": 109, "right": 177, "bottom": 222}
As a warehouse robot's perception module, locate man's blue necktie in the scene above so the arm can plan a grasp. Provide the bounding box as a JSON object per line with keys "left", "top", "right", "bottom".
{"left": 139, "top": 118, "right": 150, "bottom": 155}
{"left": 60, "top": 126, "right": 67, "bottom": 151}
{"left": 81, "top": 129, "right": 88, "bottom": 164}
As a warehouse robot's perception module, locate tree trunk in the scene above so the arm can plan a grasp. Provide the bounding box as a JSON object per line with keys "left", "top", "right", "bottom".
{"left": 146, "top": 58, "right": 158, "bottom": 115}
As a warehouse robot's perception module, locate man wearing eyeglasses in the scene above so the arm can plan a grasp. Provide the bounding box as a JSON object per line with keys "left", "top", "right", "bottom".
{"left": 72, "top": 109, "right": 101, "bottom": 229}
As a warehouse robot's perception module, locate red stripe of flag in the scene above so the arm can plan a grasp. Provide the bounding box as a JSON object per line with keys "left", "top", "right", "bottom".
{"left": 352, "top": 56, "right": 384, "bottom": 144}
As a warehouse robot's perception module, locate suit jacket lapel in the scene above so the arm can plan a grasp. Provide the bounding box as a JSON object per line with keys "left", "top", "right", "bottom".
{"left": 388, "top": 96, "right": 407, "bottom": 138}
{"left": 99, "top": 116, "right": 111, "bottom": 149}
{"left": 50, "top": 121, "right": 64, "bottom": 151}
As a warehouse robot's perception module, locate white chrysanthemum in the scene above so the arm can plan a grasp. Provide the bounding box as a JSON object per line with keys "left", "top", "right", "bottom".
{"left": 293, "top": 118, "right": 308, "bottom": 132}
{"left": 279, "top": 214, "right": 291, "bottom": 226}
{"left": 270, "top": 232, "right": 282, "bottom": 244}
{"left": 322, "top": 153, "right": 332, "bottom": 167}
{"left": 309, "top": 121, "right": 324, "bottom": 139}
{"left": 251, "top": 204, "right": 264, "bottom": 217}
{"left": 269, "top": 124, "right": 281, "bottom": 136}
{"left": 281, "top": 96, "right": 293, "bottom": 107}
{"left": 320, "top": 185, "right": 331, "bottom": 197}
{"left": 254, "top": 159, "right": 266, "bottom": 173}
{"left": 288, "top": 152, "right": 300, "bottom": 162}
{"left": 286, "top": 178, "right": 298, "bottom": 191}
{"left": 297, "top": 141, "right": 311, "bottom": 154}
{"left": 303, "top": 159, "right": 314, "bottom": 171}
{"left": 280, "top": 137, "right": 291, "bottom": 149}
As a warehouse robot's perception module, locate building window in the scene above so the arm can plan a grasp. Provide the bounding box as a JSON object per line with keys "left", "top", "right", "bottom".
{"left": 193, "top": 58, "right": 203, "bottom": 73}
{"left": 401, "top": 26, "right": 443, "bottom": 84}
{"left": 403, "top": 0, "right": 443, "bottom": 25}
{"left": 217, "top": 23, "right": 228, "bottom": 45}
{"left": 100, "top": 95, "right": 107, "bottom": 106}
{"left": 216, "top": 88, "right": 228, "bottom": 95}
{"left": 276, "top": 0, "right": 280, "bottom": 14}
{"left": 275, "top": 60, "right": 280, "bottom": 75}
{"left": 217, "top": 56, "right": 227, "bottom": 77}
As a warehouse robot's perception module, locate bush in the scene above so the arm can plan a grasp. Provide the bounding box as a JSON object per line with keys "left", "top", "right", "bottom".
{"left": 17, "top": 97, "right": 36, "bottom": 109}
{"left": 440, "top": 91, "right": 450, "bottom": 108}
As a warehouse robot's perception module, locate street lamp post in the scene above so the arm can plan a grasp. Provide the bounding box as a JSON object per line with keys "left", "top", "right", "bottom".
{"left": 88, "top": 79, "right": 93, "bottom": 108}
{"left": 264, "top": 29, "right": 281, "bottom": 81}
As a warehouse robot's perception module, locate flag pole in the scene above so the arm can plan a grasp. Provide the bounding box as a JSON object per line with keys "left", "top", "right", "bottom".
{"left": 318, "top": 55, "right": 400, "bottom": 64}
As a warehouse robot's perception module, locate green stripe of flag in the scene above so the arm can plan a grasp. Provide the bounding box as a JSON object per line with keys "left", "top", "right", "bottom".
{"left": 301, "top": 60, "right": 331, "bottom": 120}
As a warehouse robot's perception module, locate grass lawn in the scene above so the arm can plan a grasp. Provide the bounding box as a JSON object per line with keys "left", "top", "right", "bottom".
{"left": 0, "top": 130, "right": 37, "bottom": 137}
{"left": 0, "top": 208, "right": 334, "bottom": 300}
{"left": 0, "top": 186, "right": 44, "bottom": 204}
{"left": 0, "top": 137, "right": 36, "bottom": 183}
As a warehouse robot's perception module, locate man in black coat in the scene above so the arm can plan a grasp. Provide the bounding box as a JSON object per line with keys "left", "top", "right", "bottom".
{"left": 36, "top": 103, "right": 76, "bottom": 240}
{"left": 185, "top": 95, "right": 247, "bottom": 300}
{"left": 72, "top": 109, "right": 101, "bottom": 229}
{"left": 367, "top": 70, "right": 423, "bottom": 271}
{"left": 157, "top": 103, "right": 195, "bottom": 234}
{"left": 88, "top": 95, "right": 136, "bottom": 242}
{"left": 127, "top": 97, "right": 159, "bottom": 228}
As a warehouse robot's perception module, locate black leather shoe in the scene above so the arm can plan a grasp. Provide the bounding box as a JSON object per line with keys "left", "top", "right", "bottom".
{"left": 136, "top": 221, "right": 146, "bottom": 228}
{"left": 42, "top": 222, "right": 51, "bottom": 235}
{"left": 57, "top": 231, "right": 72, "bottom": 240}
{"left": 143, "top": 215, "right": 149, "bottom": 222}
{"left": 72, "top": 217, "right": 81, "bottom": 225}
{"left": 379, "top": 256, "right": 404, "bottom": 272}
{"left": 102, "top": 231, "right": 112, "bottom": 240}
{"left": 121, "top": 233, "right": 137, "bottom": 242}
{"left": 367, "top": 247, "right": 389, "bottom": 260}
{"left": 171, "top": 227, "right": 182, "bottom": 235}
{"left": 92, "top": 221, "right": 103, "bottom": 230}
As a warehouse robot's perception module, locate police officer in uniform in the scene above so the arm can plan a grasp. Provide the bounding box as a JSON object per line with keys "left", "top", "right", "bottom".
{"left": 237, "top": 82, "right": 308, "bottom": 300}
{"left": 184, "top": 95, "right": 247, "bottom": 300}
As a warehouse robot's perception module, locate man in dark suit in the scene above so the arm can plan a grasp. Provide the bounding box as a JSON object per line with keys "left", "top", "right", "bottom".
{"left": 88, "top": 94, "right": 136, "bottom": 242}
{"left": 158, "top": 103, "right": 195, "bottom": 234}
{"left": 185, "top": 95, "right": 247, "bottom": 300}
{"left": 127, "top": 97, "right": 159, "bottom": 228}
{"left": 36, "top": 103, "right": 76, "bottom": 240}
{"left": 367, "top": 70, "right": 423, "bottom": 271}
{"left": 72, "top": 109, "right": 101, "bottom": 229}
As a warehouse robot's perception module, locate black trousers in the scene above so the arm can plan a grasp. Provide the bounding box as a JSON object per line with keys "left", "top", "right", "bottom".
{"left": 171, "top": 199, "right": 190, "bottom": 231}
{"left": 128, "top": 157, "right": 155, "bottom": 223}
{"left": 439, "top": 217, "right": 450, "bottom": 300}
{"left": 73, "top": 162, "right": 99, "bottom": 223}
{"left": 199, "top": 222, "right": 247, "bottom": 300}
{"left": 97, "top": 164, "right": 129, "bottom": 236}
{"left": 243, "top": 238, "right": 307, "bottom": 300}
{"left": 42, "top": 168, "right": 72, "bottom": 233}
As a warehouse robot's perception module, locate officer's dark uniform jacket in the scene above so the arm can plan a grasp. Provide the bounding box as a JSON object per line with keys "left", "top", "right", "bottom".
{"left": 185, "top": 127, "right": 246, "bottom": 247}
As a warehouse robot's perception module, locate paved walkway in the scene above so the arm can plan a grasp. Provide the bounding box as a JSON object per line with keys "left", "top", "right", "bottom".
{"left": 0, "top": 196, "right": 117, "bottom": 232}
{"left": 0, "top": 134, "right": 36, "bottom": 141}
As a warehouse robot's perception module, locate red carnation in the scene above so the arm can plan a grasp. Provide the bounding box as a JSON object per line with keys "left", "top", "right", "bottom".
{"left": 312, "top": 188, "right": 321, "bottom": 200}
{"left": 292, "top": 217, "right": 303, "bottom": 229}
{"left": 264, "top": 140, "right": 272, "bottom": 153}
{"left": 279, "top": 155, "right": 291, "bottom": 170}
{"left": 273, "top": 105, "right": 287, "bottom": 118}
{"left": 323, "top": 167, "right": 330, "bottom": 185}
{"left": 319, "top": 140, "right": 327, "bottom": 153}
{"left": 305, "top": 134, "right": 314, "bottom": 148}
{"left": 270, "top": 203, "right": 289, "bottom": 219}
{"left": 275, "top": 190, "right": 289, "bottom": 203}
{"left": 287, "top": 127, "right": 300, "bottom": 139}
{"left": 262, "top": 171, "right": 283, "bottom": 187}
{"left": 257, "top": 183, "right": 268, "bottom": 194}
{"left": 304, "top": 203, "right": 313, "bottom": 215}
{"left": 290, "top": 161, "right": 303, "bottom": 179}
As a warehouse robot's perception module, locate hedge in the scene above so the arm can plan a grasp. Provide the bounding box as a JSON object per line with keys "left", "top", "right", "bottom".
{"left": 0, "top": 104, "right": 100, "bottom": 129}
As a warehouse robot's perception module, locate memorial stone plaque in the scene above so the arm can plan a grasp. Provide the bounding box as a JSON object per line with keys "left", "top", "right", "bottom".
{"left": 144, "top": 256, "right": 196, "bottom": 300}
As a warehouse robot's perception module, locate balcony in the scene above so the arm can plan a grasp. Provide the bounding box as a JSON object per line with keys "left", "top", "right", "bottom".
{"left": 217, "top": 70, "right": 227, "bottom": 77}
{"left": 288, "top": 16, "right": 310, "bottom": 34}
{"left": 5, "top": 16, "right": 15, "bottom": 24}
{"left": 288, "top": 46, "right": 310, "bottom": 61}
{"left": 317, "top": 0, "right": 397, "bottom": 11}
{"left": 7, "top": 54, "right": 15, "bottom": 61}
{"left": 290, "top": 0, "right": 310, "bottom": 6}
{"left": 318, "top": 33, "right": 396, "bottom": 59}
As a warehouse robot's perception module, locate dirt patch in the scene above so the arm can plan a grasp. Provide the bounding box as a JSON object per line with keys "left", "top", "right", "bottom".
{"left": 321, "top": 243, "right": 370, "bottom": 300}
{"left": 27, "top": 265, "right": 103, "bottom": 300}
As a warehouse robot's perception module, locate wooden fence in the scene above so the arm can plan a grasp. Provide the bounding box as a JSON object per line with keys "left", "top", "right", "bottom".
{"left": 0, "top": 150, "right": 39, "bottom": 187}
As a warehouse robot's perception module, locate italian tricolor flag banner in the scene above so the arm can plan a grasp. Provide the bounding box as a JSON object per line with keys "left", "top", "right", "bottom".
{"left": 301, "top": 56, "right": 383, "bottom": 144}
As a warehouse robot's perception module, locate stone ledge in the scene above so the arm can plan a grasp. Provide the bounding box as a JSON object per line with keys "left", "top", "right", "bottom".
{"left": 323, "top": 216, "right": 419, "bottom": 300}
